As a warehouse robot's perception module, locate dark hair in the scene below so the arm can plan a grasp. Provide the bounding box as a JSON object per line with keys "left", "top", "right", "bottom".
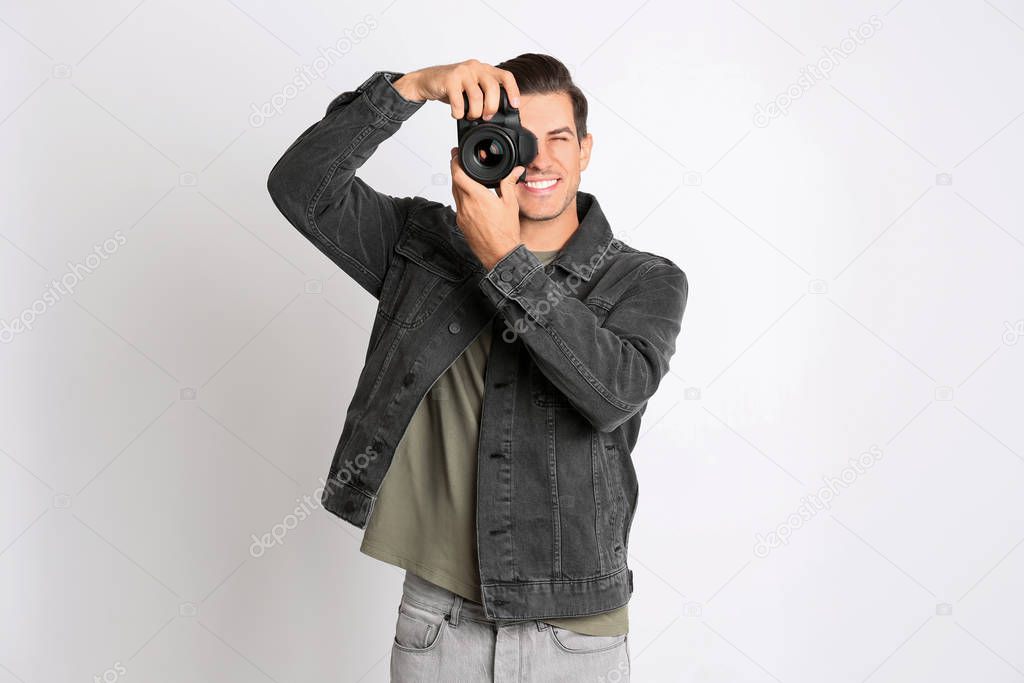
{"left": 494, "top": 53, "right": 588, "bottom": 142}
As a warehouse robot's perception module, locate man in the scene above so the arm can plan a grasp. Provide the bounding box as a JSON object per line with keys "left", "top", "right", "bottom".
{"left": 267, "top": 53, "right": 688, "bottom": 681}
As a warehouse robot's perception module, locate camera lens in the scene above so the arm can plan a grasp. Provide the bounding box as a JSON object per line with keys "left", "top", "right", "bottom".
{"left": 473, "top": 138, "right": 506, "bottom": 168}
{"left": 458, "top": 124, "right": 517, "bottom": 187}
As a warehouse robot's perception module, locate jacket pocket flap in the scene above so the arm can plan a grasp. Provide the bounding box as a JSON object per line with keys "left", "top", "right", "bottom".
{"left": 395, "top": 227, "right": 467, "bottom": 281}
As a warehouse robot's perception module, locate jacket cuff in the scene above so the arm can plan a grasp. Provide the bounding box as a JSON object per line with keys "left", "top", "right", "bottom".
{"left": 478, "top": 243, "right": 545, "bottom": 308}
{"left": 341, "top": 70, "right": 425, "bottom": 121}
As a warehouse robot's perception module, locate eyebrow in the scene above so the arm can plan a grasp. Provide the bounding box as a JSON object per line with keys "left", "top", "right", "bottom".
{"left": 547, "top": 126, "right": 576, "bottom": 138}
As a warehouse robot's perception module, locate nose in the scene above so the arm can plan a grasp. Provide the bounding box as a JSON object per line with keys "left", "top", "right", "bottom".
{"left": 527, "top": 142, "right": 554, "bottom": 175}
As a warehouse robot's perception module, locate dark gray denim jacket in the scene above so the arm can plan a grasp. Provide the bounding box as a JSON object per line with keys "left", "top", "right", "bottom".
{"left": 266, "top": 70, "right": 688, "bottom": 621}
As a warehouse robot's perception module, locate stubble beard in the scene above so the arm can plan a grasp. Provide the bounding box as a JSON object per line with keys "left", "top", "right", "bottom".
{"left": 518, "top": 177, "right": 578, "bottom": 223}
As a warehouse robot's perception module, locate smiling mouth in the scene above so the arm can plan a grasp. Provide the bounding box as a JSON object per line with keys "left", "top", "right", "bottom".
{"left": 521, "top": 177, "right": 560, "bottom": 194}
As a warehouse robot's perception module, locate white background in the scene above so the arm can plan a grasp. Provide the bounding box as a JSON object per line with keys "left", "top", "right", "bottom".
{"left": 2, "top": 0, "right": 1023, "bottom": 681}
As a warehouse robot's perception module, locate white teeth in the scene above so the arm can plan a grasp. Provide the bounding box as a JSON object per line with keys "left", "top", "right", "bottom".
{"left": 525, "top": 179, "right": 557, "bottom": 189}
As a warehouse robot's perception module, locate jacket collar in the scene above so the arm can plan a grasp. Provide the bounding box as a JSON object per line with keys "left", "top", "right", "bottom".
{"left": 546, "top": 191, "right": 615, "bottom": 283}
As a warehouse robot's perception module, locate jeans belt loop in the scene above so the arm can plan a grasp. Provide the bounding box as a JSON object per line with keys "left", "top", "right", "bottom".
{"left": 448, "top": 593, "right": 463, "bottom": 628}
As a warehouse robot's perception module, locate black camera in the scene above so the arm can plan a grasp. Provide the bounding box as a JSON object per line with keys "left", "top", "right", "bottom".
{"left": 456, "top": 86, "right": 537, "bottom": 188}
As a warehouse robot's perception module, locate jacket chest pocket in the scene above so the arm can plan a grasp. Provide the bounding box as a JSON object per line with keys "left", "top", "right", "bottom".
{"left": 377, "top": 227, "right": 468, "bottom": 328}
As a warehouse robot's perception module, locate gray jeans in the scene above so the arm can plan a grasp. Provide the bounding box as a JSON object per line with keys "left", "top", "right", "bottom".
{"left": 390, "top": 570, "right": 631, "bottom": 682}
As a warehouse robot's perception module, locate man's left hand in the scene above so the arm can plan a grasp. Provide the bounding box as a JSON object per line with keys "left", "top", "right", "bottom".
{"left": 449, "top": 146, "right": 524, "bottom": 271}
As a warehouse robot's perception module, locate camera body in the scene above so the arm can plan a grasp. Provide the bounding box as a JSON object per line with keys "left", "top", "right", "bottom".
{"left": 456, "top": 86, "right": 537, "bottom": 188}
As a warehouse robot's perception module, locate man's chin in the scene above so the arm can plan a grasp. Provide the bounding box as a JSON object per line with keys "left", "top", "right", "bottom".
{"left": 519, "top": 207, "right": 564, "bottom": 222}
{"left": 518, "top": 193, "right": 570, "bottom": 222}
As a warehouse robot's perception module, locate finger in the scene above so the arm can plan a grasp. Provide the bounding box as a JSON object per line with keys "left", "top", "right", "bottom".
{"left": 495, "top": 68, "right": 521, "bottom": 108}
{"left": 450, "top": 147, "right": 473, "bottom": 196}
{"left": 463, "top": 79, "right": 484, "bottom": 120}
{"left": 449, "top": 147, "right": 460, "bottom": 189}
{"left": 450, "top": 146, "right": 462, "bottom": 175}
{"left": 451, "top": 157, "right": 492, "bottom": 200}
{"left": 446, "top": 75, "right": 464, "bottom": 118}
{"left": 480, "top": 76, "right": 500, "bottom": 121}
{"left": 498, "top": 165, "right": 525, "bottom": 202}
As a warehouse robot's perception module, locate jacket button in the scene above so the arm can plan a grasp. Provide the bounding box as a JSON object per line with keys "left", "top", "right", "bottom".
{"left": 402, "top": 372, "right": 415, "bottom": 386}
{"left": 448, "top": 321, "right": 461, "bottom": 334}
{"left": 499, "top": 270, "right": 514, "bottom": 281}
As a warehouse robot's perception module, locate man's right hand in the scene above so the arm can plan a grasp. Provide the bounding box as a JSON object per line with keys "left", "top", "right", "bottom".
{"left": 392, "top": 60, "right": 521, "bottom": 121}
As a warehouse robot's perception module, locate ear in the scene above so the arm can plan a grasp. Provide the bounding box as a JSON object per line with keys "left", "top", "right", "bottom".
{"left": 578, "top": 133, "right": 593, "bottom": 173}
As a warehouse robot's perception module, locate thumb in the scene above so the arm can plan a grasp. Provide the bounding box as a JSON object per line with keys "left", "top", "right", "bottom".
{"left": 500, "top": 166, "right": 525, "bottom": 201}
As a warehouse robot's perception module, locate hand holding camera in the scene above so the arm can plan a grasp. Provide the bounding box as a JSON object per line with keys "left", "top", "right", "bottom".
{"left": 392, "top": 60, "right": 530, "bottom": 270}
{"left": 392, "top": 59, "right": 521, "bottom": 119}
{"left": 393, "top": 60, "right": 537, "bottom": 188}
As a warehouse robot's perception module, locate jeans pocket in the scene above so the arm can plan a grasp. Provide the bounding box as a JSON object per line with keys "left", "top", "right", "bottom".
{"left": 393, "top": 596, "right": 448, "bottom": 653}
{"left": 548, "top": 625, "right": 627, "bottom": 654}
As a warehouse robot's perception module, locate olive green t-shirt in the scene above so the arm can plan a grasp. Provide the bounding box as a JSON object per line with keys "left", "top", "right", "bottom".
{"left": 359, "top": 248, "right": 628, "bottom": 636}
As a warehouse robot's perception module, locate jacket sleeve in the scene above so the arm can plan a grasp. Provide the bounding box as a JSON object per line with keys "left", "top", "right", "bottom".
{"left": 266, "top": 70, "right": 428, "bottom": 299}
{"left": 479, "top": 245, "right": 688, "bottom": 433}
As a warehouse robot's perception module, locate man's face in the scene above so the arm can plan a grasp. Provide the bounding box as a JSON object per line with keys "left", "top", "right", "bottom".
{"left": 513, "top": 91, "right": 592, "bottom": 222}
